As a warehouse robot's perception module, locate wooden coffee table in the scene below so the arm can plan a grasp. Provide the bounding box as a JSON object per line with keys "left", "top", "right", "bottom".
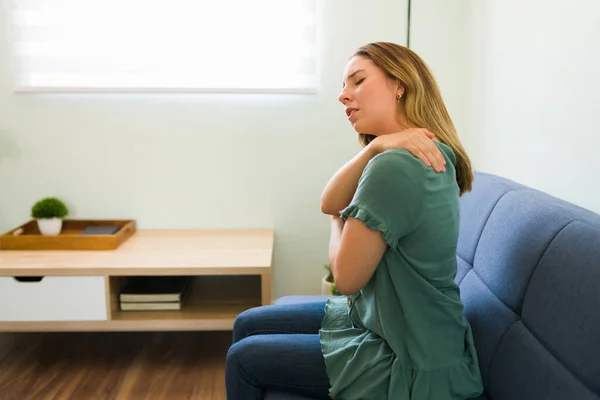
{"left": 0, "top": 229, "right": 274, "bottom": 332}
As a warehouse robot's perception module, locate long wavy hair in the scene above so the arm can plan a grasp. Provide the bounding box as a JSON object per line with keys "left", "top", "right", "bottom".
{"left": 353, "top": 42, "right": 474, "bottom": 195}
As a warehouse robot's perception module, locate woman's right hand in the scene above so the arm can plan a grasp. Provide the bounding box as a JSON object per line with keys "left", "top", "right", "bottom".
{"left": 372, "top": 128, "right": 446, "bottom": 172}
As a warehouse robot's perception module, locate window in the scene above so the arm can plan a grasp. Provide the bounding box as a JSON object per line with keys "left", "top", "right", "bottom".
{"left": 8, "top": 0, "right": 318, "bottom": 93}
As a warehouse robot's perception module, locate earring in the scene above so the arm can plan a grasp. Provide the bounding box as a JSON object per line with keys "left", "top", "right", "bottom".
{"left": 397, "top": 93, "right": 403, "bottom": 99}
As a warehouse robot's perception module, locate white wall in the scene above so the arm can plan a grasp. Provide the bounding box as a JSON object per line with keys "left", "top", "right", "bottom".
{"left": 464, "top": 0, "right": 600, "bottom": 213}
{"left": 411, "top": 0, "right": 600, "bottom": 215}
{"left": 408, "top": 0, "right": 471, "bottom": 155}
{"left": 0, "top": 0, "right": 408, "bottom": 299}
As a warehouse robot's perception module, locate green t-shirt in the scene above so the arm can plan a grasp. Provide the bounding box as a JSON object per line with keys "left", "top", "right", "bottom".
{"left": 319, "top": 142, "right": 484, "bottom": 400}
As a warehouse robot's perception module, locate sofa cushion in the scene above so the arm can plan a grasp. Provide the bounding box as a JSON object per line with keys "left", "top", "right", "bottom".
{"left": 487, "top": 220, "right": 600, "bottom": 400}
{"left": 458, "top": 173, "right": 600, "bottom": 400}
{"left": 489, "top": 322, "right": 598, "bottom": 400}
{"left": 458, "top": 268, "right": 519, "bottom": 388}
{"left": 473, "top": 190, "right": 577, "bottom": 314}
{"left": 456, "top": 173, "right": 521, "bottom": 266}
{"left": 522, "top": 221, "right": 600, "bottom": 394}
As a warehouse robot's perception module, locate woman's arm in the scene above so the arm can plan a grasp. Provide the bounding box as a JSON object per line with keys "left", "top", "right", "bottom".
{"left": 320, "top": 128, "right": 445, "bottom": 216}
{"left": 328, "top": 214, "right": 387, "bottom": 295}
{"left": 320, "top": 142, "right": 379, "bottom": 216}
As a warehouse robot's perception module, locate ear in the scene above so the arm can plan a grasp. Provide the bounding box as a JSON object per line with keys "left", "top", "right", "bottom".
{"left": 396, "top": 82, "right": 405, "bottom": 97}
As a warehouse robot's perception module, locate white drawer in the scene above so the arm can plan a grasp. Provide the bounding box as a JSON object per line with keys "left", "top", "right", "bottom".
{"left": 0, "top": 276, "right": 107, "bottom": 321}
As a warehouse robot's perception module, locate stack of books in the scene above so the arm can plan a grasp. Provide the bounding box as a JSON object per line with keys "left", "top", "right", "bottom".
{"left": 119, "top": 276, "right": 190, "bottom": 311}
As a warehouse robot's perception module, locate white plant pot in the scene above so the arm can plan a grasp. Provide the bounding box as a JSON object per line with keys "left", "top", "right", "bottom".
{"left": 37, "top": 218, "right": 63, "bottom": 236}
{"left": 321, "top": 275, "right": 335, "bottom": 296}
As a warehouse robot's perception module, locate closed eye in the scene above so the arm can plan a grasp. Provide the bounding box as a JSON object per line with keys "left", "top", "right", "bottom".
{"left": 356, "top": 78, "right": 365, "bottom": 85}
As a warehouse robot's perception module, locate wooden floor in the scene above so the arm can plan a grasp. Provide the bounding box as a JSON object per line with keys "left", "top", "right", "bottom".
{"left": 0, "top": 331, "right": 232, "bottom": 400}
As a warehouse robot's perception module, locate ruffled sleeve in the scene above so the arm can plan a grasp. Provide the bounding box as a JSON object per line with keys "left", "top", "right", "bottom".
{"left": 340, "top": 150, "right": 427, "bottom": 248}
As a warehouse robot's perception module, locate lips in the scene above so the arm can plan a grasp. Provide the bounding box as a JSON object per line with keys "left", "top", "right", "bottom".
{"left": 346, "top": 108, "right": 358, "bottom": 118}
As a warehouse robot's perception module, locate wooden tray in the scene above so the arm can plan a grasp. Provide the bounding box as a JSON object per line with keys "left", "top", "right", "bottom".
{"left": 0, "top": 219, "right": 137, "bottom": 251}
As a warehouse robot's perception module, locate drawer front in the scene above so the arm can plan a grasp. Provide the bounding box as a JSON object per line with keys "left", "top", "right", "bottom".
{"left": 0, "top": 276, "right": 107, "bottom": 321}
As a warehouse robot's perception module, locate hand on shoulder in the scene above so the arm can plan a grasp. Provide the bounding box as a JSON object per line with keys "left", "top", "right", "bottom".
{"left": 371, "top": 128, "right": 446, "bottom": 172}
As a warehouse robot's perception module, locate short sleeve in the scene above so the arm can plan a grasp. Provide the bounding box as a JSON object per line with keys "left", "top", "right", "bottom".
{"left": 339, "top": 150, "right": 426, "bottom": 248}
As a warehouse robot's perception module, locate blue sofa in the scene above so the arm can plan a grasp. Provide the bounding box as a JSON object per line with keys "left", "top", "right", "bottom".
{"left": 266, "top": 172, "right": 600, "bottom": 400}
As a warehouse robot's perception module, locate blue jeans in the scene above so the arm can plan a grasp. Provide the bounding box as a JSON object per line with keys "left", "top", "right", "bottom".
{"left": 225, "top": 301, "right": 331, "bottom": 400}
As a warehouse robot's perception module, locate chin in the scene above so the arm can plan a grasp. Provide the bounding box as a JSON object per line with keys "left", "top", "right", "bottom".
{"left": 352, "top": 121, "right": 379, "bottom": 135}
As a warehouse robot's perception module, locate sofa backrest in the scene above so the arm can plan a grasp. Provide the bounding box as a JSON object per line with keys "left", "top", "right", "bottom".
{"left": 456, "top": 172, "right": 600, "bottom": 400}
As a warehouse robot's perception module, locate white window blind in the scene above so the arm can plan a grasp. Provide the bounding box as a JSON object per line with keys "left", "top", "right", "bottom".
{"left": 8, "top": 0, "right": 318, "bottom": 93}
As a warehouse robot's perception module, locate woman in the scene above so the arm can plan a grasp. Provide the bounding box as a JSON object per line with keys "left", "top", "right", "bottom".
{"left": 226, "top": 42, "right": 484, "bottom": 400}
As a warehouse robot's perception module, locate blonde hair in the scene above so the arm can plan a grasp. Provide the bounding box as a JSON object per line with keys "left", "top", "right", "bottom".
{"left": 354, "top": 42, "right": 474, "bottom": 195}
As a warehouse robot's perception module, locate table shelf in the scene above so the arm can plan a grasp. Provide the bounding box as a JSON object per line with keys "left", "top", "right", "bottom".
{"left": 0, "top": 229, "right": 274, "bottom": 332}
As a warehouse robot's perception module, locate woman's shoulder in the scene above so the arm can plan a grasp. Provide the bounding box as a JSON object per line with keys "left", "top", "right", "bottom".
{"left": 368, "top": 148, "right": 425, "bottom": 172}
{"left": 360, "top": 150, "right": 427, "bottom": 193}
{"left": 368, "top": 141, "right": 456, "bottom": 174}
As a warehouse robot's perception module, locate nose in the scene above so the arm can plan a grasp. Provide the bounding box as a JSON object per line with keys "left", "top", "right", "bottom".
{"left": 338, "top": 87, "right": 350, "bottom": 105}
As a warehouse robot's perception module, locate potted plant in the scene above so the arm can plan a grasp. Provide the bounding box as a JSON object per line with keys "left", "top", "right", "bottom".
{"left": 322, "top": 264, "right": 341, "bottom": 296}
{"left": 31, "top": 197, "right": 69, "bottom": 236}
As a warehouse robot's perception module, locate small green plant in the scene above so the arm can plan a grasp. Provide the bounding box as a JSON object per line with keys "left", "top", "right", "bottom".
{"left": 324, "top": 264, "right": 341, "bottom": 296}
{"left": 31, "top": 197, "right": 69, "bottom": 219}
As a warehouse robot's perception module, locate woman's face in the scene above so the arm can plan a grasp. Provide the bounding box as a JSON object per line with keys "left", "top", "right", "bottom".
{"left": 338, "top": 56, "right": 404, "bottom": 135}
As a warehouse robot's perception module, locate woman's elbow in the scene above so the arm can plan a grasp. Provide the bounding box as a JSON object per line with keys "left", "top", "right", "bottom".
{"left": 321, "top": 202, "right": 343, "bottom": 216}
{"left": 334, "top": 277, "right": 361, "bottom": 296}
{"left": 320, "top": 198, "right": 334, "bottom": 215}
{"left": 320, "top": 193, "right": 342, "bottom": 215}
